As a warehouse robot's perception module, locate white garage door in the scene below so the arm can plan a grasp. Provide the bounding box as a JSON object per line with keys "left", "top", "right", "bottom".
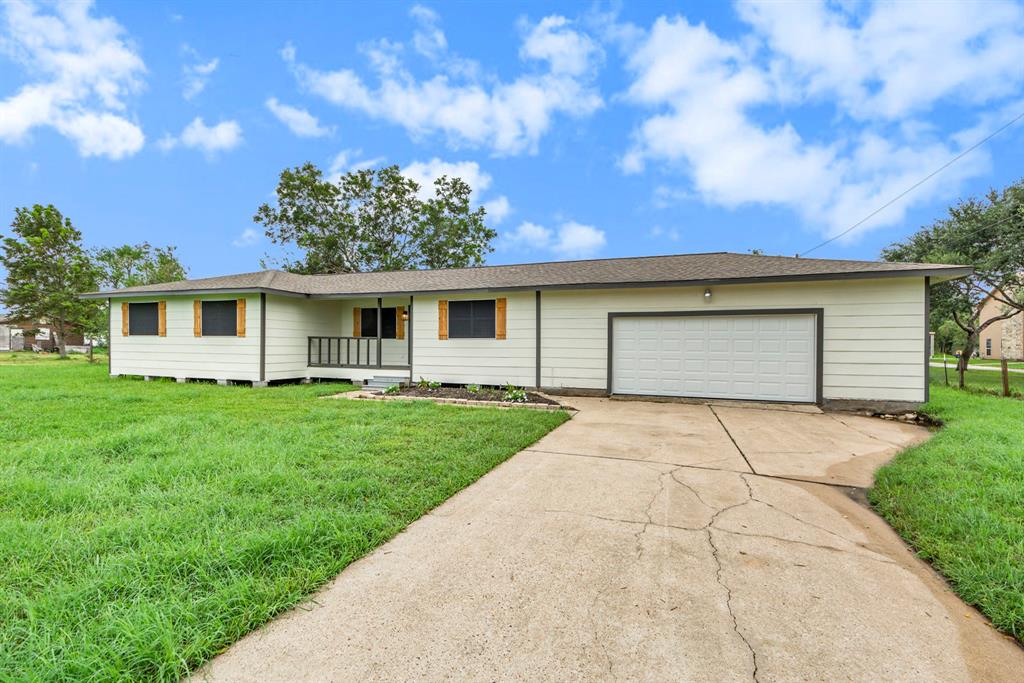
{"left": 612, "top": 314, "right": 816, "bottom": 402}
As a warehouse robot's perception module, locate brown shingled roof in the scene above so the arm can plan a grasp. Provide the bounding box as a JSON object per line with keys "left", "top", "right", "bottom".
{"left": 82, "top": 251, "right": 972, "bottom": 299}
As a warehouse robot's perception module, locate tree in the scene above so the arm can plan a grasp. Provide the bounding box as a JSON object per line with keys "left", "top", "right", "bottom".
{"left": 1, "top": 205, "right": 102, "bottom": 358}
{"left": 254, "top": 163, "right": 497, "bottom": 274}
{"left": 94, "top": 243, "right": 187, "bottom": 289}
{"left": 883, "top": 178, "right": 1024, "bottom": 387}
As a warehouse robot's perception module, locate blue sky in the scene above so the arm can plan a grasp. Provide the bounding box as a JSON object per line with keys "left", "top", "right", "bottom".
{"left": 1, "top": 0, "right": 1023, "bottom": 279}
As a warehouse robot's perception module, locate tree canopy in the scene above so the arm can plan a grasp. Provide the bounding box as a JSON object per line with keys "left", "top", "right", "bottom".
{"left": 94, "top": 243, "right": 188, "bottom": 290}
{"left": 1, "top": 205, "right": 102, "bottom": 357}
{"left": 882, "top": 178, "right": 1024, "bottom": 379}
{"left": 254, "top": 163, "right": 497, "bottom": 274}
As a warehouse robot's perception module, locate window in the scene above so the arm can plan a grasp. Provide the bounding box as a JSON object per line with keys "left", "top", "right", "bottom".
{"left": 448, "top": 300, "right": 495, "bottom": 339}
{"left": 202, "top": 300, "right": 238, "bottom": 336}
{"left": 986, "top": 338, "right": 992, "bottom": 356}
{"left": 128, "top": 302, "right": 159, "bottom": 335}
{"left": 360, "top": 307, "right": 397, "bottom": 338}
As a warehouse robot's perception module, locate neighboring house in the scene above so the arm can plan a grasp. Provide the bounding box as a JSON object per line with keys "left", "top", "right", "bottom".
{"left": 978, "top": 292, "right": 1024, "bottom": 360}
{"left": 0, "top": 318, "right": 84, "bottom": 352}
{"left": 82, "top": 252, "right": 971, "bottom": 410}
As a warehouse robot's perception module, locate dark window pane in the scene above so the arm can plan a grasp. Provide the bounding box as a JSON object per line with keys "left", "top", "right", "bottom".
{"left": 361, "top": 307, "right": 397, "bottom": 338}
{"left": 202, "top": 300, "right": 238, "bottom": 336}
{"left": 128, "top": 302, "right": 159, "bottom": 335}
{"left": 448, "top": 300, "right": 495, "bottom": 338}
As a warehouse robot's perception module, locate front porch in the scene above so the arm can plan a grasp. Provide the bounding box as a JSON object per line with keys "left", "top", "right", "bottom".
{"left": 306, "top": 296, "right": 412, "bottom": 375}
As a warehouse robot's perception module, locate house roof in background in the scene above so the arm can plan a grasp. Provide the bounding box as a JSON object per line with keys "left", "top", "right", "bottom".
{"left": 82, "top": 251, "right": 973, "bottom": 299}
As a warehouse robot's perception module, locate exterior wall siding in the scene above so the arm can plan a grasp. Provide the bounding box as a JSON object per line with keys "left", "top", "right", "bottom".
{"left": 540, "top": 278, "right": 926, "bottom": 402}
{"left": 110, "top": 294, "right": 260, "bottom": 381}
{"left": 263, "top": 295, "right": 344, "bottom": 381}
{"left": 411, "top": 291, "right": 536, "bottom": 387}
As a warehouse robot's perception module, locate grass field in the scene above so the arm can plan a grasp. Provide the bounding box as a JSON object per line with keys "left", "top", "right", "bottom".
{"left": 871, "top": 383, "right": 1024, "bottom": 642}
{"left": 0, "top": 354, "right": 567, "bottom": 680}
{"left": 929, "top": 366, "right": 1024, "bottom": 397}
{"left": 931, "top": 354, "right": 1024, "bottom": 370}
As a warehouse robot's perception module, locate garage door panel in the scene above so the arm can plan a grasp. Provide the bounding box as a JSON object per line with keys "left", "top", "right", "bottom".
{"left": 612, "top": 314, "right": 816, "bottom": 403}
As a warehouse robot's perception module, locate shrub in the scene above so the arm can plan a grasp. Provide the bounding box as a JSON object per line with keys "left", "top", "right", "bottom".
{"left": 383, "top": 384, "right": 401, "bottom": 395}
{"left": 466, "top": 384, "right": 480, "bottom": 394}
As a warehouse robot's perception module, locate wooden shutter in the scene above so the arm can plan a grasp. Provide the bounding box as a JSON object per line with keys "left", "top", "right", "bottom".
{"left": 438, "top": 300, "right": 448, "bottom": 340}
{"left": 193, "top": 300, "right": 202, "bottom": 337}
{"left": 236, "top": 299, "right": 246, "bottom": 337}
{"left": 352, "top": 307, "right": 361, "bottom": 337}
{"left": 158, "top": 301, "right": 167, "bottom": 337}
{"left": 396, "top": 306, "right": 405, "bottom": 340}
{"left": 496, "top": 298, "right": 507, "bottom": 340}
{"left": 121, "top": 302, "right": 129, "bottom": 336}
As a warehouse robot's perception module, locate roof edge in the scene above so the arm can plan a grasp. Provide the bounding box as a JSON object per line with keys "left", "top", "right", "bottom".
{"left": 82, "top": 265, "right": 973, "bottom": 300}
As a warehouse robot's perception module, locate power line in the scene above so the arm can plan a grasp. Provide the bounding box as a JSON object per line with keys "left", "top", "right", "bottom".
{"left": 801, "top": 108, "right": 1024, "bottom": 257}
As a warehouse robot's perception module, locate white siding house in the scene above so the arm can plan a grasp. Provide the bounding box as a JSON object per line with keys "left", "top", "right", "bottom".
{"left": 86, "top": 252, "right": 970, "bottom": 409}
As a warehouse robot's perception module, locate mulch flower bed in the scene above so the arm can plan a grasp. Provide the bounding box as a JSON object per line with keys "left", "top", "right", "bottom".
{"left": 385, "top": 386, "right": 561, "bottom": 406}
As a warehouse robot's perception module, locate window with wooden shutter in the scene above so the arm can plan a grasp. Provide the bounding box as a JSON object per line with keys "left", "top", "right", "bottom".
{"left": 396, "top": 306, "right": 405, "bottom": 340}
{"left": 438, "top": 300, "right": 448, "bottom": 340}
{"left": 352, "top": 307, "right": 361, "bottom": 337}
{"left": 495, "top": 298, "right": 507, "bottom": 340}
{"left": 193, "top": 300, "right": 202, "bottom": 337}
{"left": 158, "top": 301, "right": 167, "bottom": 337}
{"left": 200, "top": 300, "right": 238, "bottom": 336}
{"left": 121, "top": 302, "right": 129, "bottom": 336}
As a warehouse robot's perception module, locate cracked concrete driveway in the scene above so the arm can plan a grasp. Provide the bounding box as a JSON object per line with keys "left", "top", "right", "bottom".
{"left": 197, "top": 398, "right": 1023, "bottom": 682}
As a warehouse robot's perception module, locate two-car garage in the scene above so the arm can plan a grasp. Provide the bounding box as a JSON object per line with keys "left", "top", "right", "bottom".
{"left": 610, "top": 311, "right": 820, "bottom": 403}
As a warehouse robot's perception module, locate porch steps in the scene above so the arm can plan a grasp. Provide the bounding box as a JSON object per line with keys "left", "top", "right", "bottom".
{"left": 365, "top": 375, "right": 407, "bottom": 391}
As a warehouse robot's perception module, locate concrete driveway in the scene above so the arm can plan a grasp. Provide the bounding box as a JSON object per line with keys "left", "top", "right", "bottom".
{"left": 197, "top": 398, "right": 1023, "bottom": 682}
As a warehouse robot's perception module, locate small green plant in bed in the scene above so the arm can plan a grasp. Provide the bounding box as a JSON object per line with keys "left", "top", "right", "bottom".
{"left": 503, "top": 383, "right": 528, "bottom": 403}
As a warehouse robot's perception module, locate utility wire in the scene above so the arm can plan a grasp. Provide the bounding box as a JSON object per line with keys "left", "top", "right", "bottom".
{"left": 800, "top": 109, "right": 1024, "bottom": 257}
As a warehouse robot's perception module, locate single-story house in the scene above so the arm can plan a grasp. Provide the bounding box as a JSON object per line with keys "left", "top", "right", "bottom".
{"left": 82, "top": 252, "right": 971, "bottom": 410}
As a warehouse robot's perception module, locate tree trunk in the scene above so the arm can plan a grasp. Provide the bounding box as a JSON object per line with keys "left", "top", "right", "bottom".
{"left": 55, "top": 322, "right": 67, "bottom": 358}
{"left": 957, "top": 334, "right": 977, "bottom": 389}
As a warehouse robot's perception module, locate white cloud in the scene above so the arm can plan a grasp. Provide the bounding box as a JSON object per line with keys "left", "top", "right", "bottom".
{"left": 182, "top": 45, "right": 218, "bottom": 100}
{"left": 505, "top": 220, "right": 605, "bottom": 258}
{"left": 283, "top": 12, "right": 602, "bottom": 155}
{"left": 482, "top": 195, "right": 511, "bottom": 225}
{"left": 410, "top": 5, "right": 446, "bottom": 59}
{"left": 232, "top": 228, "right": 260, "bottom": 247}
{"left": 619, "top": 6, "right": 1019, "bottom": 241}
{"left": 327, "top": 148, "right": 386, "bottom": 181}
{"left": 737, "top": 0, "right": 1024, "bottom": 120}
{"left": 402, "top": 158, "right": 491, "bottom": 199}
{"left": 265, "top": 97, "right": 332, "bottom": 137}
{"left": 402, "top": 158, "right": 512, "bottom": 225}
{"left": 159, "top": 116, "right": 243, "bottom": 155}
{"left": 0, "top": 0, "right": 146, "bottom": 159}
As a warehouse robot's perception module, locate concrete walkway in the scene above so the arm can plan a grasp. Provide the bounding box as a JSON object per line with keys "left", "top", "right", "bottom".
{"left": 196, "top": 398, "right": 1023, "bottom": 682}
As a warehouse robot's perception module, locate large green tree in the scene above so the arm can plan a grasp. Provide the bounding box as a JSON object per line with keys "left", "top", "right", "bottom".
{"left": 883, "top": 179, "right": 1024, "bottom": 385}
{"left": 254, "top": 163, "right": 497, "bottom": 273}
{"left": 94, "top": 242, "right": 188, "bottom": 289}
{"left": 1, "top": 205, "right": 102, "bottom": 357}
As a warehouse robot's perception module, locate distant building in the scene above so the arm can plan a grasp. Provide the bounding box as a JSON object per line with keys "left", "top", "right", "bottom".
{"left": 978, "top": 294, "right": 1023, "bottom": 361}
{"left": 0, "top": 317, "right": 85, "bottom": 351}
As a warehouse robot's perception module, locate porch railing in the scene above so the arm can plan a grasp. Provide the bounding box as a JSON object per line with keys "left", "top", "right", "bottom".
{"left": 307, "top": 336, "right": 408, "bottom": 369}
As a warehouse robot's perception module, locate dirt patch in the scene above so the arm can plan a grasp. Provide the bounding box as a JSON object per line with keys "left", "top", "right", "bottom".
{"left": 384, "top": 386, "right": 561, "bottom": 406}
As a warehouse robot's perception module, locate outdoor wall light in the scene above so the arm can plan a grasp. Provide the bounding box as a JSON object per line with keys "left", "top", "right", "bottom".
{"left": 402, "top": 309, "right": 410, "bottom": 321}
{"left": 704, "top": 288, "right": 712, "bottom": 301}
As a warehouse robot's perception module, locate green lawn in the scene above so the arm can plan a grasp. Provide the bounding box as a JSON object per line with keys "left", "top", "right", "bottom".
{"left": 871, "top": 383, "right": 1024, "bottom": 642}
{"left": 0, "top": 355, "right": 567, "bottom": 680}
{"left": 929, "top": 366, "right": 1024, "bottom": 397}
{"left": 931, "top": 354, "right": 1024, "bottom": 370}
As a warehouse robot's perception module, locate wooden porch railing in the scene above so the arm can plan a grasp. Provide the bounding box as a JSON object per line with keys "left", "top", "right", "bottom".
{"left": 307, "top": 336, "right": 408, "bottom": 369}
